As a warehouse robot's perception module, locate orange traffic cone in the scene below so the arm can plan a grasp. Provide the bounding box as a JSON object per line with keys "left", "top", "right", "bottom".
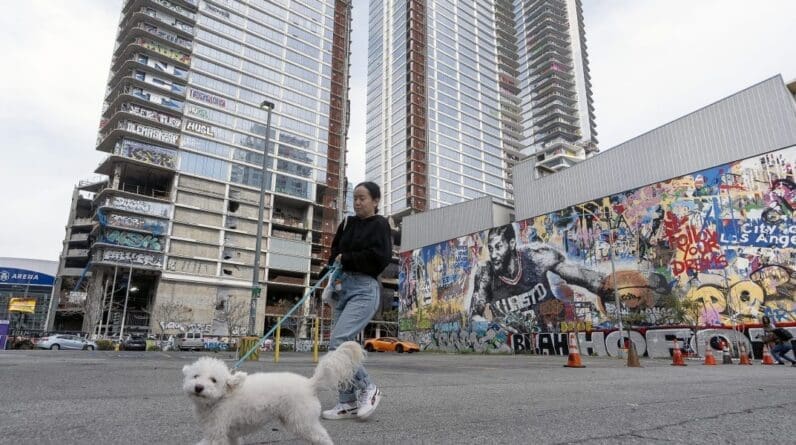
{"left": 671, "top": 339, "right": 687, "bottom": 366}
{"left": 564, "top": 332, "right": 585, "bottom": 368}
{"left": 761, "top": 343, "right": 776, "bottom": 365}
{"left": 703, "top": 340, "right": 716, "bottom": 366}
{"left": 738, "top": 342, "right": 752, "bottom": 365}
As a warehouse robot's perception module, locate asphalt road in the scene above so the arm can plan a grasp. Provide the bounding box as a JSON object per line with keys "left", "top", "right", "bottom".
{"left": 2, "top": 349, "right": 795, "bottom": 444}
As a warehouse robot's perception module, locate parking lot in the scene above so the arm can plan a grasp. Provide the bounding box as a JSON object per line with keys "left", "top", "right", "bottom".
{"left": 2, "top": 349, "right": 795, "bottom": 444}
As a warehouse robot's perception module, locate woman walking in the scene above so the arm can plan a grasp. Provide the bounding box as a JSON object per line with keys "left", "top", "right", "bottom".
{"left": 322, "top": 181, "right": 393, "bottom": 420}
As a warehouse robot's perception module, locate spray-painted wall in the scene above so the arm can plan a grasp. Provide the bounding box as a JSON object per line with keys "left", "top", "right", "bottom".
{"left": 399, "top": 145, "right": 796, "bottom": 354}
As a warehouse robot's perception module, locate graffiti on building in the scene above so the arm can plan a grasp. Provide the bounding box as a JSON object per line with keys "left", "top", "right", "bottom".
{"left": 159, "top": 321, "right": 211, "bottom": 333}
{"left": 189, "top": 88, "right": 227, "bottom": 109}
{"left": 122, "top": 121, "right": 179, "bottom": 145}
{"left": 127, "top": 86, "right": 185, "bottom": 112}
{"left": 115, "top": 138, "right": 177, "bottom": 168}
{"left": 135, "top": 38, "right": 191, "bottom": 65}
{"left": 185, "top": 120, "right": 215, "bottom": 137}
{"left": 97, "top": 249, "right": 164, "bottom": 268}
{"left": 399, "top": 145, "right": 796, "bottom": 352}
{"left": 166, "top": 258, "right": 214, "bottom": 275}
{"left": 139, "top": 22, "right": 192, "bottom": 50}
{"left": 102, "top": 229, "right": 164, "bottom": 251}
{"left": 119, "top": 103, "right": 181, "bottom": 128}
{"left": 104, "top": 196, "right": 172, "bottom": 218}
{"left": 103, "top": 212, "right": 167, "bottom": 235}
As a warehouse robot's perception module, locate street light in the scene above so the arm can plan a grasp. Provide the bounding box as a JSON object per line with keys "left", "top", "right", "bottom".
{"left": 249, "top": 99, "right": 275, "bottom": 336}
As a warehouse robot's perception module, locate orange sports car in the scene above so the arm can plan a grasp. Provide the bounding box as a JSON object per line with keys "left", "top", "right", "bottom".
{"left": 364, "top": 337, "right": 420, "bottom": 353}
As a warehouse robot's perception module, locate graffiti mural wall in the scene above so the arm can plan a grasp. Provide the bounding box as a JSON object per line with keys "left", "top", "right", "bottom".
{"left": 399, "top": 146, "right": 796, "bottom": 354}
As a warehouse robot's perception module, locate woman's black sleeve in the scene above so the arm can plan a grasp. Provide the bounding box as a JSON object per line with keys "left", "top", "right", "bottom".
{"left": 328, "top": 220, "right": 344, "bottom": 267}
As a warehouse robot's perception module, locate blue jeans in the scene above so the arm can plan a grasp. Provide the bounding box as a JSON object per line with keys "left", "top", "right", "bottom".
{"left": 770, "top": 343, "right": 795, "bottom": 364}
{"left": 329, "top": 272, "right": 380, "bottom": 403}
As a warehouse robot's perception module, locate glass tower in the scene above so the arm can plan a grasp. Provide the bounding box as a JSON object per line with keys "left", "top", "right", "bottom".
{"left": 51, "top": 0, "right": 352, "bottom": 337}
{"left": 366, "top": 0, "right": 597, "bottom": 217}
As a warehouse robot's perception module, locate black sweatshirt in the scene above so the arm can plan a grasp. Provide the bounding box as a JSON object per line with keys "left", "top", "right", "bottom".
{"left": 329, "top": 214, "right": 392, "bottom": 278}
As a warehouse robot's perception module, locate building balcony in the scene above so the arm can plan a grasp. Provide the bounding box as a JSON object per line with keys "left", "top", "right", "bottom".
{"left": 123, "top": 0, "right": 198, "bottom": 23}
{"left": 525, "top": 9, "right": 568, "bottom": 32}
{"left": 94, "top": 185, "right": 173, "bottom": 222}
{"left": 116, "top": 20, "right": 193, "bottom": 55}
{"left": 534, "top": 99, "right": 578, "bottom": 116}
{"left": 532, "top": 83, "right": 577, "bottom": 102}
{"left": 102, "top": 83, "right": 185, "bottom": 123}
{"left": 91, "top": 246, "right": 165, "bottom": 270}
{"left": 524, "top": 1, "right": 567, "bottom": 22}
{"left": 529, "top": 49, "right": 573, "bottom": 70}
{"left": 527, "top": 20, "right": 570, "bottom": 40}
{"left": 66, "top": 248, "right": 90, "bottom": 258}
{"left": 108, "top": 57, "right": 188, "bottom": 90}
{"left": 97, "top": 119, "right": 180, "bottom": 153}
{"left": 61, "top": 267, "right": 90, "bottom": 277}
{"left": 101, "top": 101, "right": 182, "bottom": 136}
{"left": 111, "top": 36, "right": 191, "bottom": 72}
{"left": 69, "top": 233, "right": 91, "bottom": 244}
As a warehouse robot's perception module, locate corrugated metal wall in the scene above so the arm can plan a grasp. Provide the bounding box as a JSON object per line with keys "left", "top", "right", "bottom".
{"left": 400, "top": 197, "right": 513, "bottom": 252}
{"left": 513, "top": 76, "right": 796, "bottom": 220}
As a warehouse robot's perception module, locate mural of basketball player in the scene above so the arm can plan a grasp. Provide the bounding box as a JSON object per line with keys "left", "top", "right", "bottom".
{"left": 469, "top": 223, "right": 606, "bottom": 331}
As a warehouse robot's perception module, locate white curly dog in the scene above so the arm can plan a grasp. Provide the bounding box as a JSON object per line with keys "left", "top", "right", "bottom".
{"left": 182, "top": 341, "right": 364, "bottom": 445}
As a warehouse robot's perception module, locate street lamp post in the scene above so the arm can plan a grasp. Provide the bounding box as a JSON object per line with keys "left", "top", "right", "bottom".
{"left": 249, "top": 99, "right": 275, "bottom": 336}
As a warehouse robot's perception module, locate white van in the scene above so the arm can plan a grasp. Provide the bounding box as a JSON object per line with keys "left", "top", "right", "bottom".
{"left": 176, "top": 332, "right": 205, "bottom": 351}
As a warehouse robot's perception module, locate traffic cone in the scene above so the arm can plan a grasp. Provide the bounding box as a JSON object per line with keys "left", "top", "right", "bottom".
{"left": 563, "top": 332, "right": 585, "bottom": 368}
{"left": 738, "top": 342, "right": 752, "bottom": 365}
{"left": 703, "top": 340, "right": 716, "bottom": 366}
{"left": 627, "top": 340, "right": 642, "bottom": 368}
{"left": 761, "top": 343, "right": 776, "bottom": 365}
{"left": 671, "top": 340, "right": 687, "bottom": 366}
{"left": 721, "top": 341, "right": 733, "bottom": 364}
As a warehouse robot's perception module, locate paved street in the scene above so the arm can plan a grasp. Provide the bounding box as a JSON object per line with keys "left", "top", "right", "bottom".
{"left": 2, "top": 349, "right": 795, "bottom": 444}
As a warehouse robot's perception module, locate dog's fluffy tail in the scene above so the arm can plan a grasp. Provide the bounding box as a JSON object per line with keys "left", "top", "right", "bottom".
{"left": 309, "top": 341, "right": 365, "bottom": 391}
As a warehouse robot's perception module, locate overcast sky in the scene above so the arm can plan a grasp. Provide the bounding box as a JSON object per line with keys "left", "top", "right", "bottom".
{"left": 1, "top": 0, "right": 795, "bottom": 262}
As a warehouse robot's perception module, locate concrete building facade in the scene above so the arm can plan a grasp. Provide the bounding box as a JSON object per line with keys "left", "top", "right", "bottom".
{"left": 52, "top": 0, "right": 352, "bottom": 337}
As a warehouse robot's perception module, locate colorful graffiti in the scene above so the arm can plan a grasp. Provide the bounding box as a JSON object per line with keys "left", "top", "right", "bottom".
{"left": 399, "top": 146, "right": 796, "bottom": 352}
{"left": 101, "top": 229, "right": 164, "bottom": 251}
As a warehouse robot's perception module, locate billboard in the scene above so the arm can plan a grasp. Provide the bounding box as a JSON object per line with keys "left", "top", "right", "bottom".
{"left": 8, "top": 298, "right": 36, "bottom": 314}
{"left": 0, "top": 267, "right": 54, "bottom": 286}
{"left": 399, "top": 145, "right": 796, "bottom": 352}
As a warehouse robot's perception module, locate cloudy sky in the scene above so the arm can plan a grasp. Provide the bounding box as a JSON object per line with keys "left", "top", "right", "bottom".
{"left": 1, "top": 0, "right": 795, "bottom": 262}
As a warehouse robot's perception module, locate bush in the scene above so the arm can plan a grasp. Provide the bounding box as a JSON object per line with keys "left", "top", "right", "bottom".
{"left": 96, "top": 340, "right": 114, "bottom": 351}
{"left": 146, "top": 343, "right": 161, "bottom": 351}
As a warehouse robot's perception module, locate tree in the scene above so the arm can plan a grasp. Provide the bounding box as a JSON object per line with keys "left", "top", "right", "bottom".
{"left": 223, "top": 297, "right": 250, "bottom": 337}
{"left": 150, "top": 301, "right": 192, "bottom": 337}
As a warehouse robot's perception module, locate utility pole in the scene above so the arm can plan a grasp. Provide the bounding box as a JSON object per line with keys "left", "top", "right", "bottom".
{"left": 249, "top": 99, "right": 275, "bottom": 336}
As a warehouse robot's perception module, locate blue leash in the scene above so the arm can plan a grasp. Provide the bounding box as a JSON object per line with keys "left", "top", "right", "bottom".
{"left": 232, "top": 263, "right": 340, "bottom": 369}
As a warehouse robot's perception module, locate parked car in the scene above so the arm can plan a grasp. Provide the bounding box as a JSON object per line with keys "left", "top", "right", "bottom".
{"left": 121, "top": 335, "right": 147, "bottom": 351}
{"left": 364, "top": 337, "right": 420, "bottom": 353}
{"left": 36, "top": 334, "right": 97, "bottom": 350}
{"left": 176, "top": 332, "right": 205, "bottom": 351}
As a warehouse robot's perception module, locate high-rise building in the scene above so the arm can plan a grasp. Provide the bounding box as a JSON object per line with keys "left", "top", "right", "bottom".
{"left": 515, "top": 0, "right": 598, "bottom": 175}
{"left": 50, "top": 0, "right": 352, "bottom": 337}
{"left": 366, "top": 0, "right": 596, "bottom": 218}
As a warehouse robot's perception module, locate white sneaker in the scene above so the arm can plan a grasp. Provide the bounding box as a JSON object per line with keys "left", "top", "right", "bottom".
{"left": 322, "top": 402, "right": 358, "bottom": 420}
{"left": 356, "top": 385, "right": 381, "bottom": 419}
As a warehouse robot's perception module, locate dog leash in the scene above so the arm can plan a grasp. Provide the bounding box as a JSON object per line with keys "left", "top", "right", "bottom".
{"left": 232, "top": 263, "right": 341, "bottom": 369}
